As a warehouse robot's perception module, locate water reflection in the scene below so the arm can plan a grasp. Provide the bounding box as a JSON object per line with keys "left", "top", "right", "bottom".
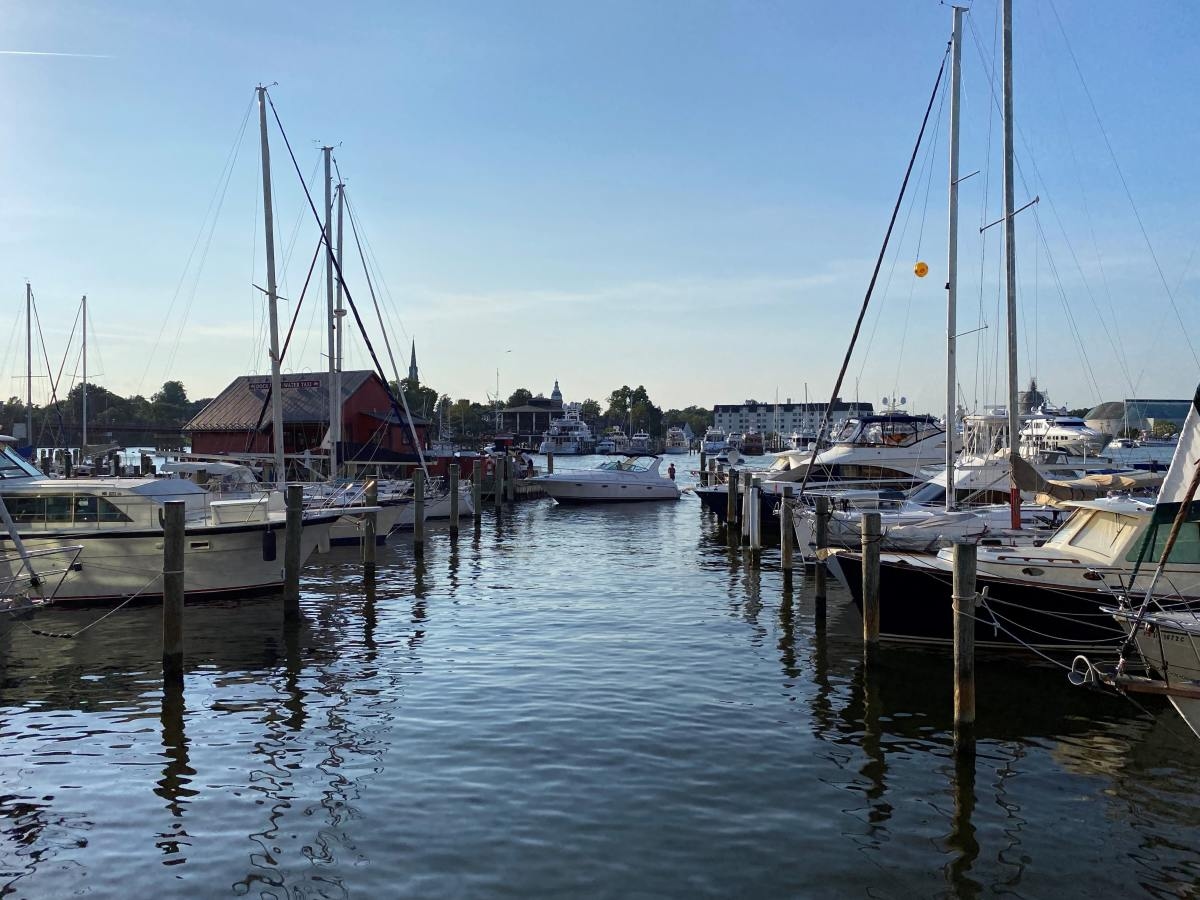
{"left": 154, "top": 677, "right": 194, "bottom": 863}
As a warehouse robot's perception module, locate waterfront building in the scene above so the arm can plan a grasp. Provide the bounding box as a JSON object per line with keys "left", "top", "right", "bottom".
{"left": 1085, "top": 399, "right": 1192, "bottom": 437}
{"left": 712, "top": 398, "right": 873, "bottom": 438}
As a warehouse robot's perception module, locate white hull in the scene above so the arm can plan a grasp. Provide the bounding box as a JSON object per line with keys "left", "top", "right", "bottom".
{"left": 662, "top": 446, "right": 689, "bottom": 455}
{"left": 329, "top": 502, "right": 405, "bottom": 546}
{"left": 1114, "top": 610, "right": 1200, "bottom": 739}
{"left": 5, "top": 515, "right": 339, "bottom": 605}
{"left": 537, "top": 480, "right": 679, "bottom": 503}
{"left": 538, "top": 439, "right": 584, "bottom": 455}
{"left": 396, "top": 486, "right": 476, "bottom": 527}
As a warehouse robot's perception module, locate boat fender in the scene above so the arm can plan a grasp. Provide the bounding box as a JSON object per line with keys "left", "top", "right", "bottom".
{"left": 262, "top": 528, "right": 277, "bottom": 562}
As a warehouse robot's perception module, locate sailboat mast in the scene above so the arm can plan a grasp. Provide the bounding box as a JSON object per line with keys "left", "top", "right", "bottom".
{"left": 1002, "top": 0, "right": 1021, "bottom": 528}
{"left": 81, "top": 295, "right": 87, "bottom": 452}
{"left": 25, "top": 283, "right": 32, "bottom": 448}
{"left": 334, "top": 180, "right": 345, "bottom": 459}
{"left": 322, "top": 146, "right": 338, "bottom": 477}
{"left": 257, "top": 86, "right": 286, "bottom": 486}
{"left": 945, "top": 6, "right": 964, "bottom": 512}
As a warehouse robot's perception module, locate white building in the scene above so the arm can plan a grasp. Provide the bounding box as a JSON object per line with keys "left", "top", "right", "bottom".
{"left": 712, "top": 398, "right": 873, "bottom": 436}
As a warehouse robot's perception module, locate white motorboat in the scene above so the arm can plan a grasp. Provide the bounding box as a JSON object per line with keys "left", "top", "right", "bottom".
{"left": 532, "top": 455, "right": 680, "bottom": 503}
{"left": 701, "top": 428, "right": 729, "bottom": 455}
{"left": 1020, "top": 405, "right": 1110, "bottom": 457}
{"left": 629, "top": 430, "right": 653, "bottom": 454}
{"left": 0, "top": 441, "right": 344, "bottom": 605}
{"left": 538, "top": 405, "right": 595, "bottom": 455}
{"left": 663, "top": 427, "right": 689, "bottom": 454}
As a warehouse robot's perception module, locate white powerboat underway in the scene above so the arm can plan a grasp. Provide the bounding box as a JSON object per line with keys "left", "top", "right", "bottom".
{"left": 0, "top": 442, "right": 344, "bottom": 605}
{"left": 538, "top": 404, "right": 595, "bottom": 455}
{"left": 1020, "top": 405, "right": 1110, "bottom": 457}
{"left": 532, "top": 455, "right": 680, "bottom": 504}
{"left": 701, "top": 428, "right": 729, "bottom": 455}
{"left": 663, "top": 427, "right": 689, "bottom": 454}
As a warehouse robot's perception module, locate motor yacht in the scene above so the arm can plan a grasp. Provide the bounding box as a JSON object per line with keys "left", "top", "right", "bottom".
{"left": 629, "top": 430, "right": 653, "bottom": 454}
{"left": 538, "top": 405, "right": 595, "bottom": 455}
{"left": 663, "top": 427, "right": 689, "bottom": 454}
{"left": 701, "top": 428, "right": 729, "bottom": 455}
{"left": 531, "top": 455, "right": 680, "bottom": 503}
{"left": 1020, "top": 405, "right": 1110, "bottom": 457}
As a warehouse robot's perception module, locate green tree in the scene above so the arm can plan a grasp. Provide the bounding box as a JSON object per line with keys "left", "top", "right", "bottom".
{"left": 1152, "top": 420, "right": 1179, "bottom": 439}
{"left": 390, "top": 377, "right": 440, "bottom": 421}
{"left": 507, "top": 387, "right": 533, "bottom": 407}
{"left": 150, "top": 380, "right": 191, "bottom": 425}
{"left": 580, "top": 398, "right": 601, "bottom": 423}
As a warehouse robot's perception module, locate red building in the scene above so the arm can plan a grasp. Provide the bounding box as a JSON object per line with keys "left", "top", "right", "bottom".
{"left": 185, "top": 370, "right": 429, "bottom": 462}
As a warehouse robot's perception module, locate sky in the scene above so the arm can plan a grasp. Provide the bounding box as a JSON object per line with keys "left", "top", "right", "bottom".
{"left": 0, "top": 0, "right": 1197, "bottom": 418}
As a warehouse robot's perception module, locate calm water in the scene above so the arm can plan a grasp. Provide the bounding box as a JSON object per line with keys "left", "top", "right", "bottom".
{"left": 2, "top": 456, "right": 1198, "bottom": 898}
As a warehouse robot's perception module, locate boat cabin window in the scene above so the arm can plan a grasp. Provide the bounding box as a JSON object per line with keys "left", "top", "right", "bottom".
{"left": 599, "top": 458, "right": 652, "bottom": 473}
{"left": 0, "top": 447, "right": 43, "bottom": 479}
{"left": 1067, "top": 510, "right": 1139, "bottom": 555}
{"left": 6, "top": 494, "right": 133, "bottom": 524}
{"left": 1126, "top": 518, "right": 1200, "bottom": 565}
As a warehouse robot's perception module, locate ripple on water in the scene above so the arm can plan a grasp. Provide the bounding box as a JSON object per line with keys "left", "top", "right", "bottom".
{"left": 1, "top": 483, "right": 1199, "bottom": 897}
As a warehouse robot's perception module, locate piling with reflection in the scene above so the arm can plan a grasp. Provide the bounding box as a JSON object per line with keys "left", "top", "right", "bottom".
{"left": 413, "top": 469, "right": 426, "bottom": 557}
{"left": 162, "top": 500, "right": 185, "bottom": 685}
{"left": 284, "top": 484, "right": 304, "bottom": 621}
{"left": 546, "top": 451, "right": 554, "bottom": 474}
{"left": 748, "top": 477, "right": 762, "bottom": 554}
{"left": 780, "top": 486, "right": 794, "bottom": 572}
{"left": 952, "top": 542, "right": 977, "bottom": 732}
{"left": 472, "top": 460, "right": 482, "bottom": 520}
{"left": 493, "top": 456, "right": 503, "bottom": 510}
{"left": 726, "top": 470, "right": 738, "bottom": 545}
{"left": 740, "top": 471, "right": 753, "bottom": 539}
{"left": 362, "top": 480, "right": 377, "bottom": 576}
{"left": 698, "top": 451, "right": 707, "bottom": 486}
{"left": 505, "top": 454, "right": 515, "bottom": 503}
{"left": 814, "top": 495, "right": 830, "bottom": 622}
{"left": 861, "top": 511, "right": 881, "bottom": 646}
{"left": 449, "top": 467, "right": 460, "bottom": 536}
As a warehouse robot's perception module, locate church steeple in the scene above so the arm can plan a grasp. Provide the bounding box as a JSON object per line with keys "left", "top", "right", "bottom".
{"left": 551, "top": 379, "right": 562, "bottom": 405}
{"left": 408, "top": 340, "right": 419, "bottom": 383}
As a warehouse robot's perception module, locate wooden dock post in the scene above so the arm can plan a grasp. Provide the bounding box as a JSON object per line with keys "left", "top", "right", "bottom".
{"left": 740, "top": 471, "right": 753, "bottom": 539}
{"left": 546, "top": 450, "right": 554, "bottom": 474}
{"left": 708, "top": 458, "right": 716, "bottom": 488}
{"left": 780, "top": 486, "right": 794, "bottom": 572}
{"left": 814, "top": 495, "right": 830, "bottom": 623}
{"left": 413, "top": 468, "right": 426, "bottom": 557}
{"left": 493, "top": 457, "right": 503, "bottom": 510}
{"left": 698, "top": 451, "right": 707, "bottom": 486}
{"left": 953, "top": 542, "right": 977, "bottom": 733}
{"left": 725, "top": 469, "right": 739, "bottom": 545}
{"left": 472, "top": 460, "right": 483, "bottom": 520}
{"left": 362, "top": 480, "right": 378, "bottom": 576}
{"left": 449, "top": 466, "right": 460, "bottom": 536}
{"left": 748, "top": 477, "right": 762, "bottom": 554}
{"left": 284, "top": 484, "right": 303, "bottom": 622}
{"left": 505, "top": 454, "right": 515, "bottom": 503}
{"left": 162, "top": 500, "right": 185, "bottom": 685}
{"left": 861, "top": 511, "right": 881, "bottom": 647}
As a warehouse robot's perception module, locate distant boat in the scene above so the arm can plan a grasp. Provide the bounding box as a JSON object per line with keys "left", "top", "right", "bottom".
{"left": 701, "top": 428, "right": 728, "bottom": 455}
{"left": 538, "top": 405, "right": 595, "bottom": 455}
{"left": 663, "top": 427, "right": 689, "bottom": 454}
{"left": 629, "top": 430, "right": 653, "bottom": 454}
{"left": 741, "top": 431, "right": 764, "bottom": 456}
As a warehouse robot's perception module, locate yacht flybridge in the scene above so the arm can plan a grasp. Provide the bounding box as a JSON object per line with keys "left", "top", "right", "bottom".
{"left": 538, "top": 405, "right": 595, "bottom": 455}
{"left": 1019, "top": 405, "right": 1110, "bottom": 457}
{"left": 0, "top": 439, "right": 345, "bottom": 605}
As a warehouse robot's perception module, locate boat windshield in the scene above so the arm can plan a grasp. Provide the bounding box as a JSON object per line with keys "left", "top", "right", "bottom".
{"left": 598, "top": 458, "right": 652, "bottom": 473}
{"left": 0, "top": 447, "right": 44, "bottom": 479}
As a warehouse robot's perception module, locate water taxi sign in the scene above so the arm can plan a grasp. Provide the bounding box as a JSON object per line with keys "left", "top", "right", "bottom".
{"left": 248, "top": 379, "right": 321, "bottom": 391}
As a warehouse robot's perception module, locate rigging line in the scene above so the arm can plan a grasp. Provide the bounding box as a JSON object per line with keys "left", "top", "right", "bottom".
{"left": 343, "top": 189, "right": 411, "bottom": 348}
{"left": 265, "top": 91, "right": 429, "bottom": 477}
{"left": 1045, "top": 0, "right": 1198, "bottom": 370}
{"left": 31, "top": 299, "right": 73, "bottom": 443}
{"left": 970, "top": 0, "right": 999, "bottom": 411}
{"left": 139, "top": 94, "right": 254, "bottom": 396}
{"left": 795, "top": 44, "right": 949, "bottom": 504}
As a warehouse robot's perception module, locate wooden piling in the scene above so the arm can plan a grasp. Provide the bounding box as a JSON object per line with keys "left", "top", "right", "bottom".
{"left": 708, "top": 458, "right": 716, "bottom": 488}
{"left": 748, "top": 477, "right": 762, "bottom": 554}
{"left": 162, "top": 500, "right": 185, "bottom": 685}
{"left": 780, "top": 486, "right": 794, "bottom": 572}
{"left": 952, "top": 542, "right": 977, "bottom": 730}
{"left": 413, "top": 469, "right": 426, "bottom": 556}
{"left": 698, "top": 451, "right": 707, "bottom": 486}
{"left": 814, "top": 494, "right": 830, "bottom": 622}
{"left": 472, "top": 459, "right": 483, "bottom": 520}
{"left": 449, "top": 466, "right": 460, "bottom": 535}
{"left": 546, "top": 451, "right": 555, "bottom": 474}
{"left": 740, "top": 471, "right": 753, "bottom": 539}
{"left": 493, "top": 457, "right": 503, "bottom": 510}
{"left": 284, "top": 484, "right": 303, "bottom": 622}
{"left": 63, "top": 450, "right": 72, "bottom": 478}
{"left": 861, "top": 511, "right": 881, "bottom": 646}
{"left": 725, "top": 469, "right": 738, "bottom": 544}
{"left": 505, "top": 454, "right": 515, "bottom": 503}
{"left": 362, "top": 480, "right": 377, "bottom": 575}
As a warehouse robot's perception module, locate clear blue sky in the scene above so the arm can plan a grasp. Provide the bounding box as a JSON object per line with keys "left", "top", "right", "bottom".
{"left": 1, "top": 0, "right": 1196, "bottom": 416}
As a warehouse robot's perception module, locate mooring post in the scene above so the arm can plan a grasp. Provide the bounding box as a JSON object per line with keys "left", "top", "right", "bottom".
{"left": 740, "top": 471, "right": 753, "bottom": 539}
{"left": 472, "top": 459, "right": 483, "bottom": 520}
{"left": 953, "top": 542, "right": 977, "bottom": 734}
{"left": 861, "top": 511, "right": 881, "bottom": 646}
{"left": 780, "top": 485, "right": 794, "bottom": 572}
{"left": 546, "top": 450, "right": 554, "bottom": 474}
{"left": 505, "top": 453, "right": 516, "bottom": 503}
{"left": 162, "top": 500, "right": 185, "bottom": 685}
{"left": 708, "top": 458, "right": 717, "bottom": 488}
{"left": 814, "top": 494, "right": 830, "bottom": 623}
{"left": 63, "top": 449, "right": 73, "bottom": 479}
{"left": 748, "top": 477, "right": 762, "bottom": 554}
{"left": 698, "top": 451, "right": 707, "bottom": 486}
{"left": 413, "top": 468, "right": 426, "bottom": 557}
{"left": 493, "top": 456, "right": 503, "bottom": 510}
{"left": 725, "top": 469, "right": 738, "bottom": 544}
{"left": 362, "top": 479, "right": 378, "bottom": 576}
{"left": 284, "top": 484, "right": 303, "bottom": 622}
{"left": 449, "top": 466, "right": 460, "bottom": 535}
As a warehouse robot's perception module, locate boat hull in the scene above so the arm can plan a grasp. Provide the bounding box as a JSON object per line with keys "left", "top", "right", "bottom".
{"left": 834, "top": 551, "right": 1124, "bottom": 650}
{"left": 328, "top": 502, "right": 405, "bottom": 546}
{"left": 536, "top": 480, "right": 679, "bottom": 503}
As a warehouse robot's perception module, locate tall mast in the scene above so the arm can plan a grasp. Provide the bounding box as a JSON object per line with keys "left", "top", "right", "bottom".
{"left": 334, "top": 179, "right": 345, "bottom": 461}
{"left": 945, "top": 6, "right": 964, "bottom": 512}
{"left": 1002, "top": 0, "right": 1021, "bottom": 528}
{"left": 322, "top": 146, "right": 338, "bottom": 477}
{"left": 25, "top": 283, "right": 32, "bottom": 448}
{"left": 257, "top": 86, "right": 286, "bottom": 486}
{"left": 81, "top": 295, "right": 87, "bottom": 451}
